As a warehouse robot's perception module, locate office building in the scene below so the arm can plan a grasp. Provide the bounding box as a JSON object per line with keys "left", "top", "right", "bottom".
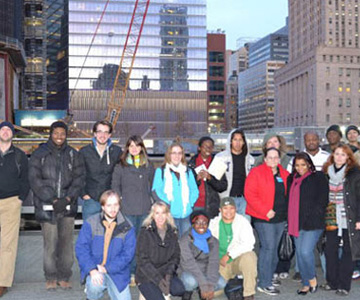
{"left": 275, "top": 0, "right": 360, "bottom": 127}
{"left": 0, "top": 0, "right": 26, "bottom": 121}
{"left": 207, "top": 31, "right": 226, "bottom": 133}
{"left": 69, "top": 0, "right": 207, "bottom": 137}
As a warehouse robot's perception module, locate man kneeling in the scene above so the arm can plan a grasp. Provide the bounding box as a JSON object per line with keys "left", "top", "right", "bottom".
{"left": 75, "top": 190, "right": 136, "bottom": 300}
{"left": 179, "top": 210, "right": 226, "bottom": 300}
{"left": 209, "top": 198, "right": 257, "bottom": 300}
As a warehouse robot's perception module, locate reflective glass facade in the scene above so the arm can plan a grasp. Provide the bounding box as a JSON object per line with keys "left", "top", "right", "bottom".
{"left": 69, "top": 0, "right": 207, "bottom": 91}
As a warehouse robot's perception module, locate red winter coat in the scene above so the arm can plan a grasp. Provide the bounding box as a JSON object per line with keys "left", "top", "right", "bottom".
{"left": 244, "top": 163, "right": 289, "bottom": 221}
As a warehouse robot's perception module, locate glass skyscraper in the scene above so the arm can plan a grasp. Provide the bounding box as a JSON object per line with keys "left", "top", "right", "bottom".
{"left": 68, "top": 0, "right": 207, "bottom": 92}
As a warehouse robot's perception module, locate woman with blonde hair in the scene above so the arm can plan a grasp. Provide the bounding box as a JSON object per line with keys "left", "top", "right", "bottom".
{"left": 135, "top": 201, "right": 185, "bottom": 300}
{"left": 152, "top": 142, "right": 199, "bottom": 236}
{"left": 322, "top": 144, "right": 360, "bottom": 296}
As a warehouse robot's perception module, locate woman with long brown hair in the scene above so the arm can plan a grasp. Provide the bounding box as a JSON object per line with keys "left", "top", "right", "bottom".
{"left": 322, "top": 144, "right": 360, "bottom": 296}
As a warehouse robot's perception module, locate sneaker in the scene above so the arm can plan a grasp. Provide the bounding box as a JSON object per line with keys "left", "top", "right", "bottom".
{"left": 272, "top": 278, "right": 281, "bottom": 287}
{"left": 336, "top": 289, "right": 349, "bottom": 296}
{"left": 279, "top": 272, "right": 289, "bottom": 279}
{"left": 292, "top": 272, "right": 302, "bottom": 282}
{"left": 352, "top": 270, "right": 360, "bottom": 280}
{"left": 257, "top": 286, "right": 280, "bottom": 295}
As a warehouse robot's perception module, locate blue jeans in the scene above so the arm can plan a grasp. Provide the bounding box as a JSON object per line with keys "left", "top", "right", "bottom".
{"left": 125, "top": 214, "right": 147, "bottom": 274}
{"left": 174, "top": 217, "right": 191, "bottom": 237}
{"left": 82, "top": 198, "right": 101, "bottom": 221}
{"left": 294, "top": 229, "right": 323, "bottom": 286}
{"left": 41, "top": 217, "right": 74, "bottom": 281}
{"left": 180, "top": 271, "right": 227, "bottom": 292}
{"left": 233, "top": 196, "right": 250, "bottom": 222}
{"left": 254, "top": 221, "right": 285, "bottom": 288}
{"left": 85, "top": 273, "right": 131, "bottom": 300}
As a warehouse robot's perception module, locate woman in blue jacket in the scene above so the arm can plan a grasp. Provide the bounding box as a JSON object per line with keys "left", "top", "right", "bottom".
{"left": 152, "top": 142, "right": 199, "bottom": 237}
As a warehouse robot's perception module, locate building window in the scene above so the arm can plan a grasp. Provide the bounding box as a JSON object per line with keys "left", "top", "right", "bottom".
{"left": 346, "top": 113, "right": 351, "bottom": 123}
{"left": 339, "top": 98, "right": 343, "bottom": 107}
{"left": 346, "top": 68, "right": 351, "bottom": 76}
{"left": 209, "top": 52, "right": 224, "bottom": 63}
{"left": 209, "top": 66, "right": 224, "bottom": 77}
{"left": 326, "top": 99, "right": 330, "bottom": 106}
{"left": 209, "top": 95, "right": 224, "bottom": 106}
{"left": 326, "top": 114, "right": 330, "bottom": 122}
{"left": 209, "top": 80, "right": 224, "bottom": 91}
{"left": 326, "top": 83, "right": 331, "bottom": 90}
{"left": 346, "top": 98, "right": 351, "bottom": 107}
{"left": 339, "top": 67, "right": 343, "bottom": 76}
{"left": 346, "top": 82, "right": 351, "bottom": 92}
{"left": 339, "top": 113, "right": 343, "bottom": 123}
{"left": 326, "top": 66, "right": 330, "bottom": 75}
{"left": 338, "top": 82, "right": 343, "bottom": 92}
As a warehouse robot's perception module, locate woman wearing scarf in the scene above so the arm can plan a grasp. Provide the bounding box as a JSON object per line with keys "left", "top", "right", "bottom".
{"left": 322, "top": 144, "right": 360, "bottom": 296}
{"left": 179, "top": 210, "right": 225, "bottom": 300}
{"left": 287, "top": 152, "right": 328, "bottom": 295}
{"left": 152, "top": 142, "right": 199, "bottom": 237}
{"left": 112, "top": 135, "right": 154, "bottom": 234}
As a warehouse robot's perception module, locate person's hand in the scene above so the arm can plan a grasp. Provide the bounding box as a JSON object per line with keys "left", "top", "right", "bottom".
{"left": 220, "top": 254, "right": 230, "bottom": 267}
{"left": 266, "top": 209, "right": 276, "bottom": 219}
{"left": 201, "top": 289, "right": 214, "bottom": 300}
{"left": 90, "top": 269, "right": 104, "bottom": 286}
{"left": 53, "top": 198, "right": 68, "bottom": 214}
{"left": 202, "top": 170, "right": 211, "bottom": 181}
{"left": 83, "top": 195, "right": 91, "bottom": 200}
{"left": 355, "top": 222, "right": 360, "bottom": 230}
{"left": 159, "top": 274, "right": 171, "bottom": 295}
{"left": 97, "top": 265, "right": 107, "bottom": 273}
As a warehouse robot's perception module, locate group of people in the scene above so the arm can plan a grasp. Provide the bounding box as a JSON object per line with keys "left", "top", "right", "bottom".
{"left": 0, "top": 119, "right": 360, "bottom": 300}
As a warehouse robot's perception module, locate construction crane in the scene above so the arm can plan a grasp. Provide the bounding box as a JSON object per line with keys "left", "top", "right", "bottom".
{"left": 105, "top": 0, "right": 151, "bottom": 127}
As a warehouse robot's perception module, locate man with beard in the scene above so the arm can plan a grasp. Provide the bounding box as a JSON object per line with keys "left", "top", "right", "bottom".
{"left": 29, "top": 121, "right": 84, "bottom": 291}
{"left": 80, "top": 120, "right": 122, "bottom": 220}
{"left": 76, "top": 190, "right": 135, "bottom": 300}
{"left": 0, "top": 121, "right": 29, "bottom": 297}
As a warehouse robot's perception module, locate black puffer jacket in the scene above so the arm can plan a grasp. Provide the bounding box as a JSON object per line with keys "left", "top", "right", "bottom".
{"left": 79, "top": 141, "right": 122, "bottom": 201}
{"left": 188, "top": 154, "right": 227, "bottom": 218}
{"left": 135, "top": 222, "right": 180, "bottom": 285}
{"left": 111, "top": 161, "right": 154, "bottom": 215}
{"left": 29, "top": 140, "right": 84, "bottom": 223}
{"left": 343, "top": 167, "right": 360, "bottom": 260}
{"left": 287, "top": 171, "right": 329, "bottom": 231}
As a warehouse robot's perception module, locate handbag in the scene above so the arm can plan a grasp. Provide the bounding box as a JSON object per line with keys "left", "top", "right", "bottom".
{"left": 278, "top": 225, "right": 295, "bottom": 261}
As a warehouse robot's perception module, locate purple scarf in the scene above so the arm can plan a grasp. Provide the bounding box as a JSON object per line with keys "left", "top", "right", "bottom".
{"left": 288, "top": 171, "right": 311, "bottom": 237}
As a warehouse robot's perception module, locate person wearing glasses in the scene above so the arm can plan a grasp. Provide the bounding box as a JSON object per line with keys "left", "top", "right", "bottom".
{"left": 152, "top": 142, "right": 199, "bottom": 237}
{"left": 245, "top": 147, "right": 289, "bottom": 296}
{"left": 79, "top": 120, "right": 122, "bottom": 220}
{"left": 179, "top": 210, "right": 225, "bottom": 300}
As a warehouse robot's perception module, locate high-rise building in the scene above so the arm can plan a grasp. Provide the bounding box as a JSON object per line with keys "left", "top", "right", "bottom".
{"left": 238, "top": 23, "right": 288, "bottom": 132}
{"left": 69, "top": 0, "right": 207, "bottom": 137}
{"left": 226, "top": 71, "right": 238, "bottom": 130}
{"left": 207, "top": 31, "right": 226, "bottom": 133}
{"left": 0, "top": 0, "right": 26, "bottom": 120}
{"left": 275, "top": 0, "right": 360, "bottom": 127}
{"left": 227, "top": 44, "right": 249, "bottom": 79}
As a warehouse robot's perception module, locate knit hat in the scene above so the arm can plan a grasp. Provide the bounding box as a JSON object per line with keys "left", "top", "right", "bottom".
{"left": 0, "top": 121, "right": 15, "bottom": 135}
{"left": 220, "top": 197, "right": 236, "bottom": 208}
{"left": 50, "top": 121, "right": 68, "bottom": 136}
{"left": 190, "top": 210, "right": 210, "bottom": 224}
{"left": 345, "top": 125, "right": 360, "bottom": 139}
{"left": 326, "top": 124, "right": 342, "bottom": 138}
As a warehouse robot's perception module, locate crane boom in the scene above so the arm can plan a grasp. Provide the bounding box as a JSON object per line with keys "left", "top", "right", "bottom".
{"left": 106, "top": 0, "right": 151, "bottom": 128}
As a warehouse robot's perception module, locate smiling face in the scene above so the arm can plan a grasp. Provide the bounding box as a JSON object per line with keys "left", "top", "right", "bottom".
{"left": 347, "top": 129, "right": 359, "bottom": 144}
{"left": 266, "top": 136, "right": 281, "bottom": 149}
{"left": 153, "top": 205, "right": 168, "bottom": 229}
{"left": 294, "top": 158, "right": 310, "bottom": 176}
{"left": 192, "top": 215, "right": 209, "bottom": 234}
{"left": 51, "top": 127, "right": 66, "bottom": 147}
{"left": 102, "top": 195, "right": 120, "bottom": 220}
{"left": 128, "top": 141, "right": 141, "bottom": 156}
{"left": 199, "top": 139, "right": 214, "bottom": 159}
{"left": 94, "top": 124, "right": 111, "bottom": 146}
{"left": 220, "top": 205, "right": 236, "bottom": 223}
{"left": 170, "top": 145, "right": 183, "bottom": 166}
{"left": 264, "top": 149, "right": 280, "bottom": 169}
{"left": 0, "top": 126, "right": 13, "bottom": 143}
{"left": 333, "top": 147, "right": 349, "bottom": 168}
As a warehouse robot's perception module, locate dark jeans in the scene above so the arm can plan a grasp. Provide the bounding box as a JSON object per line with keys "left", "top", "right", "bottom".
{"left": 41, "top": 217, "right": 74, "bottom": 281}
{"left": 138, "top": 277, "right": 185, "bottom": 300}
{"left": 325, "top": 229, "right": 355, "bottom": 292}
{"left": 126, "top": 214, "right": 147, "bottom": 274}
{"left": 254, "top": 221, "right": 285, "bottom": 288}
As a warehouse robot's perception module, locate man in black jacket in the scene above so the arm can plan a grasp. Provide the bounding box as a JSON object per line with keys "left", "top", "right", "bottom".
{"left": 0, "top": 121, "right": 29, "bottom": 297}
{"left": 29, "top": 121, "right": 84, "bottom": 291}
{"left": 79, "top": 120, "right": 122, "bottom": 220}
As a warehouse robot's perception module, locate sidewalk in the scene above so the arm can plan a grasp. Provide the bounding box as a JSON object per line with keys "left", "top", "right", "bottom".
{"left": 4, "top": 231, "right": 360, "bottom": 300}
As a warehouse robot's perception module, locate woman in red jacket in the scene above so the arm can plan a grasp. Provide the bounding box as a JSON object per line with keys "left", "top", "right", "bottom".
{"left": 244, "top": 147, "right": 289, "bottom": 296}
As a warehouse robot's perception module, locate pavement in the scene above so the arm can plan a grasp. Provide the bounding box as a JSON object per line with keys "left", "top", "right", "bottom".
{"left": 2, "top": 231, "right": 360, "bottom": 300}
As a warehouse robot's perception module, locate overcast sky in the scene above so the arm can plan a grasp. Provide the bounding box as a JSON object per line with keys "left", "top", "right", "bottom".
{"left": 207, "top": 0, "right": 288, "bottom": 49}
